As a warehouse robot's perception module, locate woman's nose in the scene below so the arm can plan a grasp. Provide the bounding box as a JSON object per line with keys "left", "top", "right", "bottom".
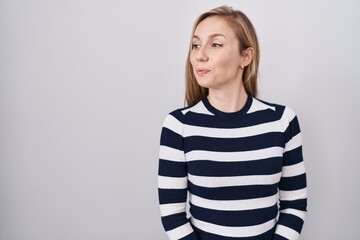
{"left": 196, "top": 48, "right": 209, "bottom": 62}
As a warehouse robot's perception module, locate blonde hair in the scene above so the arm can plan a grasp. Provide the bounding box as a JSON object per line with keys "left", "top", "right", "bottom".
{"left": 185, "top": 5, "right": 260, "bottom": 106}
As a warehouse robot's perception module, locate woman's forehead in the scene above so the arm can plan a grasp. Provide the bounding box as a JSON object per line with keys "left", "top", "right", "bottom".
{"left": 193, "top": 16, "right": 235, "bottom": 39}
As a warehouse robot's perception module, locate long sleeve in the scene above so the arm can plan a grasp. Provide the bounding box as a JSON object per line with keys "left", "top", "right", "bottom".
{"left": 273, "top": 110, "right": 307, "bottom": 240}
{"left": 158, "top": 113, "right": 198, "bottom": 240}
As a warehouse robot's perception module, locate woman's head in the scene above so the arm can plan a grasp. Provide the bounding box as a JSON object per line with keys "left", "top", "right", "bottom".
{"left": 185, "top": 5, "right": 260, "bottom": 106}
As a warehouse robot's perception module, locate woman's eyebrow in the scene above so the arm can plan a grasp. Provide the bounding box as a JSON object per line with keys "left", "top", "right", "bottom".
{"left": 192, "top": 33, "right": 226, "bottom": 40}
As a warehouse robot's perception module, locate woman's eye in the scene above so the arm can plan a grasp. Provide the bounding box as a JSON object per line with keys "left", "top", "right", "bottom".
{"left": 192, "top": 44, "right": 200, "bottom": 49}
{"left": 211, "top": 43, "right": 223, "bottom": 48}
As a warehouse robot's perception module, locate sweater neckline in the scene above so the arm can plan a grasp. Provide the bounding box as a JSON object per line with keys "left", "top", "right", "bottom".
{"left": 202, "top": 95, "right": 252, "bottom": 119}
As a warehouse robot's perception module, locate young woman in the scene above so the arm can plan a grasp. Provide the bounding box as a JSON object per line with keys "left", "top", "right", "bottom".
{"left": 158, "top": 5, "right": 307, "bottom": 240}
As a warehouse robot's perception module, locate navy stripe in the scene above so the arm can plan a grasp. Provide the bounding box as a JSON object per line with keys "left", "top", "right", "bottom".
{"left": 279, "top": 174, "right": 307, "bottom": 191}
{"left": 273, "top": 235, "right": 288, "bottom": 240}
{"left": 158, "top": 159, "right": 187, "bottom": 177}
{"left": 192, "top": 224, "right": 276, "bottom": 240}
{"left": 187, "top": 158, "right": 283, "bottom": 177}
{"left": 170, "top": 109, "right": 188, "bottom": 124}
{"left": 184, "top": 132, "right": 285, "bottom": 153}
{"left": 188, "top": 181, "right": 278, "bottom": 201}
{"left": 160, "top": 127, "right": 183, "bottom": 150}
{"left": 161, "top": 212, "right": 189, "bottom": 231}
{"left": 278, "top": 213, "right": 304, "bottom": 233}
{"left": 190, "top": 203, "right": 278, "bottom": 226}
{"left": 245, "top": 108, "right": 283, "bottom": 126}
{"left": 284, "top": 116, "right": 301, "bottom": 142}
{"left": 179, "top": 232, "right": 198, "bottom": 240}
{"left": 279, "top": 199, "right": 307, "bottom": 212}
{"left": 158, "top": 188, "right": 187, "bottom": 204}
{"left": 283, "top": 147, "right": 303, "bottom": 166}
{"left": 183, "top": 110, "right": 283, "bottom": 129}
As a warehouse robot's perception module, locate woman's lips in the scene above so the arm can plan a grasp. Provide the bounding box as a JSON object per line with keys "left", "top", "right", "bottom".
{"left": 196, "top": 69, "right": 211, "bottom": 76}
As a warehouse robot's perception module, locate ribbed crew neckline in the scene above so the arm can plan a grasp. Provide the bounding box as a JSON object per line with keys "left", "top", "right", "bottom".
{"left": 202, "top": 95, "right": 252, "bottom": 119}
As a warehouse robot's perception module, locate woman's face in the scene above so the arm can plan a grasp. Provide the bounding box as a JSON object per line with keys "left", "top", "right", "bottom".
{"left": 190, "top": 16, "right": 244, "bottom": 90}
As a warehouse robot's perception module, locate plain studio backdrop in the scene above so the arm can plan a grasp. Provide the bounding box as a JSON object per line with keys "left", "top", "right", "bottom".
{"left": 0, "top": 0, "right": 359, "bottom": 239}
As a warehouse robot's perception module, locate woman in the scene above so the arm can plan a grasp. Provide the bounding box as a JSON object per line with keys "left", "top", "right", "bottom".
{"left": 158, "top": 5, "right": 307, "bottom": 240}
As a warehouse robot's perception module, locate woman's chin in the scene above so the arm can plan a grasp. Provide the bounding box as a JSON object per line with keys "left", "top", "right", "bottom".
{"left": 196, "top": 79, "right": 214, "bottom": 89}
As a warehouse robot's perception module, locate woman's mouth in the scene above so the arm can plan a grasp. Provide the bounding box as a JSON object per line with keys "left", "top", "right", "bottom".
{"left": 196, "top": 69, "right": 211, "bottom": 76}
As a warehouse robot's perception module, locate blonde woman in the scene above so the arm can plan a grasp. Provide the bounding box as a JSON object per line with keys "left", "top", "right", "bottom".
{"left": 158, "top": 5, "right": 307, "bottom": 240}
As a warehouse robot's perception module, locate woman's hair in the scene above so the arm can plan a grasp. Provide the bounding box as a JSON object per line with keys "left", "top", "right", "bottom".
{"left": 185, "top": 5, "right": 260, "bottom": 106}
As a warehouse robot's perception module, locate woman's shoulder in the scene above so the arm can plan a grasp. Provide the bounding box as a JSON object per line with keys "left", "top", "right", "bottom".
{"left": 161, "top": 104, "right": 195, "bottom": 128}
{"left": 251, "top": 97, "right": 298, "bottom": 125}
{"left": 165, "top": 100, "right": 208, "bottom": 121}
{"left": 252, "top": 97, "right": 296, "bottom": 114}
{"left": 165, "top": 105, "right": 192, "bottom": 120}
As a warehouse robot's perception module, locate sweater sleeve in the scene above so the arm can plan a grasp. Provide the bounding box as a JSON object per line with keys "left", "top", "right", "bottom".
{"left": 158, "top": 113, "right": 198, "bottom": 240}
{"left": 274, "top": 108, "right": 307, "bottom": 240}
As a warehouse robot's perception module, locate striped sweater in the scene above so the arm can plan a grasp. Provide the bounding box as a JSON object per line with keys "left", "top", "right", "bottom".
{"left": 158, "top": 96, "right": 307, "bottom": 240}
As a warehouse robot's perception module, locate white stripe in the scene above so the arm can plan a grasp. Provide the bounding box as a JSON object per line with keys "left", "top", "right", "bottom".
{"left": 185, "top": 147, "right": 283, "bottom": 162}
{"left": 160, "top": 202, "right": 186, "bottom": 217}
{"left": 190, "top": 193, "right": 278, "bottom": 211}
{"left": 158, "top": 176, "right": 187, "bottom": 189}
{"left": 159, "top": 145, "right": 185, "bottom": 162}
{"left": 281, "top": 107, "right": 296, "bottom": 124}
{"left": 278, "top": 107, "right": 296, "bottom": 132}
{"left": 279, "top": 188, "right": 307, "bottom": 201}
{"left": 192, "top": 217, "right": 276, "bottom": 238}
{"left": 280, "top": 208, "right": 306, "bottom": 220}
{"left": 188, "top": 172, "right": 282, "bottom": 188}
{"left": 166, "top": 222, "right": 194, "bottom": 240}
{"left": 247, "top": 98, "right": 276, "bottom": 114}
{"left": 181, "top": 101, "right": 214, "bottom": 116}
{"left": 282, "top": 162, "right": 306, "bottom": 177}
{"left": 284, "top": 132, "right": 302, "bottom": 152}
{"left": 183, "top": 120, "right": 283, "bottom": 138}
{"left": 162, "top": 114, "right": 183, "bottom": 135}
{"left": 275, "top": 225, "right": 300, "bottom": 239}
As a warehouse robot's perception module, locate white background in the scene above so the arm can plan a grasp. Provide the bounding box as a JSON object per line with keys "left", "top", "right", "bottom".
{"left": 1, "top": 0, "right": 359, "bottom": 239}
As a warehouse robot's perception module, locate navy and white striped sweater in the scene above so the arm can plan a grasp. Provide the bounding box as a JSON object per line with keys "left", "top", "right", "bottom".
{"left": 158, "top": 96, "right": 307, "bottom": 240}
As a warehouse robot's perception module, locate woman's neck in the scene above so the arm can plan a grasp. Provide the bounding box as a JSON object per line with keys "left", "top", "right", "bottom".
{"left": 207, "top": 85, "right": 248, "bottom": 113}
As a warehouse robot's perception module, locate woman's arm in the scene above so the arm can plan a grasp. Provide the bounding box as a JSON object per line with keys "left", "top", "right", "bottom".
{"left": 158, "top": 113, "right": 199, "bottom": 240}
{"left": 274, "top": 109, "right": 307, "bottom": 240}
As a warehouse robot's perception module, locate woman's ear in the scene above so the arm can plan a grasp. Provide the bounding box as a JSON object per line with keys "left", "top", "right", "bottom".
{"left": 241, "top": 47, "right": 255, "bottom": 67}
